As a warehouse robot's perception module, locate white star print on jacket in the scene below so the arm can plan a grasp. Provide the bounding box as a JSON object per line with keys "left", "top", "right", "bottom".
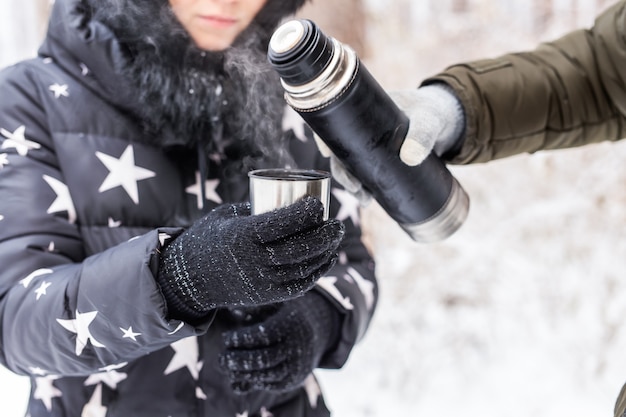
{"left": 332, "top": 187, "right": 361, "bottom": 226}
{"left": 186, "top": 171, "right": 222, "bottom": 209}
{"left": 96, "top": 145, "right": 156, "bottom": 204}
{"left": 19, "top": 269, "right": 53, "bottom": 288}
{"left": 56, "top": 310, "right": 107, "bottom": 356}
{"left": 34, "top": 376, "right": 62, "bottom": 412}
{"left": 49, "top": 83, "right": 69, "bottom": 98}
{"left": 164, "top": 337, "right": 202, "bottom": 380}
{"left": 1, "top": 125, "right": 41, "bottom": 156}
{"left": 43, "top": 175, "right": 77, "bottom": 224}
{"left": 82, "top": 384, "right": 108, "bottom": 417}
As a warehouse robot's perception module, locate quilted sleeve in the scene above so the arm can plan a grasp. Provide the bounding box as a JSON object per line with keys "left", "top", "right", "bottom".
{"left": 425, "top": 0, "right": 626, "bottom": 164}
{"left": 0, "top": 63, "right": 208, "bottom": 378}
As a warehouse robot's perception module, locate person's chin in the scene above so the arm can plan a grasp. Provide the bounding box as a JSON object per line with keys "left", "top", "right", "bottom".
{"left": 193, "top": 33, "right": 237, "bottom": 51}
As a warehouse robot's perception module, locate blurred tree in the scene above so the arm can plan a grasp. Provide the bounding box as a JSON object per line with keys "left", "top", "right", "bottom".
{"left": 452, "top": 0, "right": 469, "bottom": 12}
{"left": 535, "top": 0, "right": 554, "bottom": 32}
{"left": 0, "top": 0, "right": 50, "bottom": 67}
{"left": 296, "top": 0, "right": 368, "bottom": 57}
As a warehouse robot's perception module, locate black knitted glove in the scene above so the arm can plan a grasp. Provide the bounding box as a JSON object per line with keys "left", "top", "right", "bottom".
{"left": 219, "top": 290, "right": 339, "bottom": 393}
{"left": 156, "top": 197, "right": 345, "bottom": 321}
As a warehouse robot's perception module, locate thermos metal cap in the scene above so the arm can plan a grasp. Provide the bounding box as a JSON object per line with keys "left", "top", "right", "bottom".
{"left": 269, "top": 20, "right": 305, "bottom": 53}
{"left": 268, "top": 19, "right": 334, "bottom": 86}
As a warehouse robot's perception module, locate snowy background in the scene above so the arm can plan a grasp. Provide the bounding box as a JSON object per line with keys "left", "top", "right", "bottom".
{"left": 2, "top": 0, "right": 626, "bottom": 416}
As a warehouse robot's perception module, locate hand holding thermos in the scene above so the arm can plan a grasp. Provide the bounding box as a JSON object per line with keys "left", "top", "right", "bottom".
{"left": 268, "top": 19, "right": 470, "bottom": 243}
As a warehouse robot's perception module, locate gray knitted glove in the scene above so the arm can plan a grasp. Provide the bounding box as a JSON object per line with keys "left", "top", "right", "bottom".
{"left": 396, "top": 83, "right": 466, "bottom": 165}
{"left": 156, "top": 197, "right": 344, "bottom": 321}
{"left": 219, "top": 291, "right": 338, "bottom": 393}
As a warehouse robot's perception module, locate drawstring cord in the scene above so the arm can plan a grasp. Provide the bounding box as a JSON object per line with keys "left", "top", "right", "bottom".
{"left": 197, "top": 84, "right": 224, "bottom": 213}
{"left": 197, "top": 140, "right": 208, "bottom": 211}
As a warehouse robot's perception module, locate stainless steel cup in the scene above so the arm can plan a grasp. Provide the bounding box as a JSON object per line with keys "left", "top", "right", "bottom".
{"left": 248, "top": 168, "right": 331, "bottom": 220}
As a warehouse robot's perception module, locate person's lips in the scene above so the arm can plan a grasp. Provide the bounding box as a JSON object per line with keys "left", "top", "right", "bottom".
{"left": 199, "top": 15, "right": 237, "bottom": 28}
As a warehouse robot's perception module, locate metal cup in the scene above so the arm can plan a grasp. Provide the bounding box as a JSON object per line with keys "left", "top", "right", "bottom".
{"left": 248, "top": 168, "right": 331, "bottom": 220}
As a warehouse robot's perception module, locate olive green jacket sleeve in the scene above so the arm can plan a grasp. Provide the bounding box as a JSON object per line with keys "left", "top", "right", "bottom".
{"left": 424, "top": 0, "right": 626, "bottom": 164}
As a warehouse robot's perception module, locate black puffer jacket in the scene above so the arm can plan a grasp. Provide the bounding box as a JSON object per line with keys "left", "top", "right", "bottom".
{"left": 0, "top": 0, "right": 378, "bottom": 416}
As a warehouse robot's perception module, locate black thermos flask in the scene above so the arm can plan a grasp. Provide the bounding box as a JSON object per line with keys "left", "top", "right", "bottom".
{"left": 267, "top": 19, "right": 469, "bottom": 242}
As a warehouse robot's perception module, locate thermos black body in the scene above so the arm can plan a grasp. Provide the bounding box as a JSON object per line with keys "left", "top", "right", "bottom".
{"left": 268, "top": 19, "right": 469, "bottom": 242}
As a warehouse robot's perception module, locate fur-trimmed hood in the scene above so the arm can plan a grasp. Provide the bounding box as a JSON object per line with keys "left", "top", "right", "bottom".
{"left": 39, "top": 0, "right": 310, "bottom": 166}
{"left": 42, "top": 0, "right": 309, "bottom": 112}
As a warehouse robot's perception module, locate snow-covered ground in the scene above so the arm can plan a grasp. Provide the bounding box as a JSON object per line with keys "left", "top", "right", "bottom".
{"left": 2, "top": 1, "right": 626, "bottom": 416}
{"left": 0, "top": 369, "right": 29, "bottom": 416}
{"left": 317, "top": 141, "right": 626, "bottom": 416}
